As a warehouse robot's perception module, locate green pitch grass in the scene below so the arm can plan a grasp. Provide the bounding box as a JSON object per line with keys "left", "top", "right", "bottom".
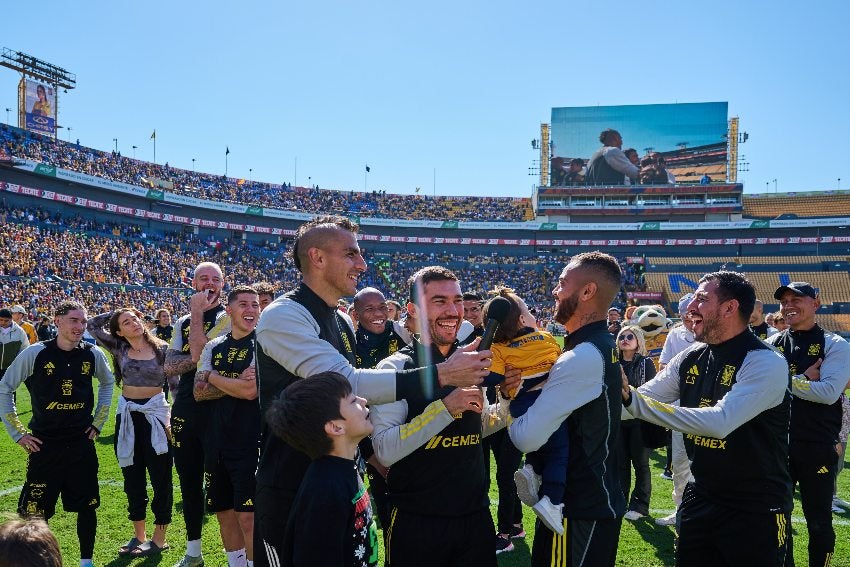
{"left": 1, "top": 386, "right": 848, "bottom": 566}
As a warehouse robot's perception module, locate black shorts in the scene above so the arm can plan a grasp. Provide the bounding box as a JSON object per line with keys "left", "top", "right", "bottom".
{"left": 205, "top": 451, "right": 258, "bottom": 513}
{"left": 18, "top": 437, "right": 99, "bottom": 519}
{"left": 677, "top": 483, "right": 790, "bottom": 567}
{"left": 385, "top": 507, "right": 495, "bottom": 567}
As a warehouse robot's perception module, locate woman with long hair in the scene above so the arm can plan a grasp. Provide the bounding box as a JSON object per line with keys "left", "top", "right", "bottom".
{"left": 616, "top": 324, "right": 657, "bottom": 521}
{"left": 87, "top": 308, "right": 175, "bottom": 558}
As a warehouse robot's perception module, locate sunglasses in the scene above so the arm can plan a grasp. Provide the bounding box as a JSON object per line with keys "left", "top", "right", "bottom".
{"left": 619, "top": 333, "right": 636, "bottom": 341}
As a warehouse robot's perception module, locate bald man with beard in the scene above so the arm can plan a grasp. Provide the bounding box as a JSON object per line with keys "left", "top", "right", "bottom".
{"left": 509, "top": 251, "right": 626, "bottom": 567}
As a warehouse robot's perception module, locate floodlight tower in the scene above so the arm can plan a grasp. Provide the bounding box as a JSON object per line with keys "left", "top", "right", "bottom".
{"left": 0, "top": 47, "right": 76, "bottom": 138}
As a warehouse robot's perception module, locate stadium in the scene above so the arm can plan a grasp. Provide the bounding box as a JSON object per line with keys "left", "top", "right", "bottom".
{"left": 1, "top": 44, "right": 850, "bottom": 567}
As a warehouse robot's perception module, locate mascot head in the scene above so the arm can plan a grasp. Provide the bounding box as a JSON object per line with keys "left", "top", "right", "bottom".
{"left": 635, "top": 305, "right": 672, "bottom": 337}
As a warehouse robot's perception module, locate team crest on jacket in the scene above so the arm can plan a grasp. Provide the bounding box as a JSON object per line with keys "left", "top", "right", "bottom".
{"left": 720, "top": 365, "right": 736, "bottom": 387}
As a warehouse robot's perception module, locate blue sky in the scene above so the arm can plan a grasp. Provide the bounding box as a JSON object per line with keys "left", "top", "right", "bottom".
{"left": 2, "top": 1, "right": 848, "bottom": 197}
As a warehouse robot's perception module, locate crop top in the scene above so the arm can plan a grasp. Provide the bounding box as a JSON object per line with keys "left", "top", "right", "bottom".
{"left": 87, "top": 312, "right": 168, "bottom": 388}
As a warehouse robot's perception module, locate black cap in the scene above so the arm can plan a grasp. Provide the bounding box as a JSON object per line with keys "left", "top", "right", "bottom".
{"left": 0, "top": 308, "right": 12, "bottom": 318}
{"left": 774, "top": 282, "right": 818, "bottom": 300}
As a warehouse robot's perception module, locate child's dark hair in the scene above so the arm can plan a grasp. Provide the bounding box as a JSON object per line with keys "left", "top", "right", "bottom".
{"left": 0, "top": 517, "right": 63, "bottom": 566}
{"left": 265, "top": 371, "right": 352, "bottom": 459}
{"left": 484, "top": 287, "right": 525, "bottom": 343}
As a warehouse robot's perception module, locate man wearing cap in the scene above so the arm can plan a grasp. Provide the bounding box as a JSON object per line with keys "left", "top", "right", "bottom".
{"left": 768, "top": 282, "right": 850, "bottom": 567}
{"left": 750, "top": 300, "right": 778, "bottom": 340}
{"left": 10, "top": 306, "right": 38, "bottom": 346}
{"left": 0, "top": 308, "right": 30, "bottom": 383}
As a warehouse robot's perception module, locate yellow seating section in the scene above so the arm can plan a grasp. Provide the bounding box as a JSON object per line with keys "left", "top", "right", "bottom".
{"left": 743, "top": 193, "right": 850, "bottom": 219}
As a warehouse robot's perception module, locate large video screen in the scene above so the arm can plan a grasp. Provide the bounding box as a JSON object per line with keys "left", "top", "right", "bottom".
{"left": 550, "top": 102, "right": 728, "bottom": 186}
{"left": 23, "top": 78, "right": 57, "bottom": 137}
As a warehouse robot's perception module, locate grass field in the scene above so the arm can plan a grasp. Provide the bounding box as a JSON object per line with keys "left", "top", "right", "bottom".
{"left": 1, "top": 386, "right": 849, "bottom": 566}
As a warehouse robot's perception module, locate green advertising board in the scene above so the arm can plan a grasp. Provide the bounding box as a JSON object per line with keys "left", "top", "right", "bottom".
{"left": 640, "top": 222, "right": 661, "bottom": 230}
{"left": 34, "top": 163, "right": 57, "bottom": 177}
{"left": 749, "top": 220, "right": 770, "bottom": 229}
{"left": 246, "top": 206, "right": 264, "bottom": 216}
{"left": 540, "top": 222, "right": 558, "bottom": 231}
{"left": 145, "top": 189, "right": 165, "bottom": 200}
{"left": 441, "top": 220, "right": 459, "bottom": 229}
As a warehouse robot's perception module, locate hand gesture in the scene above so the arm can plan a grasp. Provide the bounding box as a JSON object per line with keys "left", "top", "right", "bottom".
{"left": 442, "top": 387, "right": 485, "bottom": 418}
{"left": 190, "top": 289, "right": 217, "bottom": 313}
{"left": 439, "top": 338, "right": 492, "bottom": 388}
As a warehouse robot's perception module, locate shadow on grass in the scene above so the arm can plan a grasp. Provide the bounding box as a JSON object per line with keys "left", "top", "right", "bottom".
{"left": 630, "top": 516, "right": 676, "bottom": 566}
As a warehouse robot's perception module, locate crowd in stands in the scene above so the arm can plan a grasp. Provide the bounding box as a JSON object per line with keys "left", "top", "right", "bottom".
{"left": 0, "top": 206, "right": 647, "bottom": 324}
{"left": 1, "top": 124, "right": 530, "bottom": 222}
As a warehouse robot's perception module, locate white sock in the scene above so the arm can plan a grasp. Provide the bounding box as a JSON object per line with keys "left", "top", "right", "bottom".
{"left": 247, "top": 561, "right": 254, "bottom": 567}
{"left": 226, "top": 548, "right": 247, "bottom": 567}
{"left": 187, "top": 539, "right": 202, "bottom": 557}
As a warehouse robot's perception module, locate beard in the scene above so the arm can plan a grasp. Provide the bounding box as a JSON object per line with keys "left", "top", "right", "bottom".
{"left": 554, "top": 291, "right": 580, "bottom": 325}
{"left": 693, "top": 308, "right": 722, "bottom": 343}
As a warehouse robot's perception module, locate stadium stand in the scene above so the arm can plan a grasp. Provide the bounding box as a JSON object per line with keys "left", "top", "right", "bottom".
{"left": 647, "top": 255, "right": 847, "bottom": 266}
{"left": 743, "top": 191, "right": 850, "bottom": 219}
{"left": 0, "top": 206, "right": 650, "bottom": 326}
{"left": 0, "top": 124, "right": 532, "bottom": 222}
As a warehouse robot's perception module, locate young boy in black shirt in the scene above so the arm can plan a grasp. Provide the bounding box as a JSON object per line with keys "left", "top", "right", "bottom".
{"left": 266, "top": 371, "right": 378, "bottom": 567}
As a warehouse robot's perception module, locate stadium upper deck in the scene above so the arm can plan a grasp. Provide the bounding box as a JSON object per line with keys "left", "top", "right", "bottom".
{"left": 0, "top": 124, "right": 533, "bottom": 223}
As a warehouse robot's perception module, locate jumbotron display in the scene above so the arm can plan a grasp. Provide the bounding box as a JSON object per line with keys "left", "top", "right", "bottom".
{"left": 549, "top": 102, "right": 729, "bottom": 185}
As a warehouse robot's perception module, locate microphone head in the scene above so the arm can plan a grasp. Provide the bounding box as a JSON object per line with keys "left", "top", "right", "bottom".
{"left": 485, "top": 296, "right": 512, "bottom": 324}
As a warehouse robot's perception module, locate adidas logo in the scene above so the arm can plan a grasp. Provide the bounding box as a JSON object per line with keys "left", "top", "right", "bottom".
{"left": 243, "top": 498, "right": 253, "bottom": 506}
{"left": 817, "top": 466, "right": 829, "bottom": 474}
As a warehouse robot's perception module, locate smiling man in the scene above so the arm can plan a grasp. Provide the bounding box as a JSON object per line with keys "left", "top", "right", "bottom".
{"left": 253, "top": 217, "right": 494, "bottom": 567}
{"left": 371, "top": 266, "right": 512, "bottom": 567}
{"left": 0, "top": 300, "right": 114, "bottom": 567}
{"left": 767, "top": 282, "right": 850, "bottom": 567}
{"left": 351, "top": 287, "right": 411, "bottom": 369}
{"left": 194, "top": 285, "right": 262, "bottom": 567}
{"left": 624, "top": 271, "right": 792, "bottom": 566}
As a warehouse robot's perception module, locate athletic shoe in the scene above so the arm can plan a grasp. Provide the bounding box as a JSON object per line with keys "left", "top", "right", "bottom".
{"left": 532, "top": 496, "right": 565, "bottom": 535}
{"left": 660, "top": 470, "right": 673, "bottom": 480}
{"left": 172, "top": 555, "right": 204, "bottom": 567}
{"left": 834, "top": 496, "right": 850, "bottom": 509}
{"left": 655, "top": 512, "right": 677, "bottom": 526}
{"left": 514, "top": 464, "right": 541, "bottom": 507}
{"left": 624, "top": 510, "right": 646, "bottom": 521}
{"left": 508, "top": 525, "right": 526, "bottom": 539}
{"left": 495, "top": 534, "right": 514, "bottom": 554}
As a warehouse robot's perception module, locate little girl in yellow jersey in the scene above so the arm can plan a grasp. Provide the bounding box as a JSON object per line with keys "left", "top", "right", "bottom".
{"left": 481, "top": 288, "right": 565, "bottom": 534}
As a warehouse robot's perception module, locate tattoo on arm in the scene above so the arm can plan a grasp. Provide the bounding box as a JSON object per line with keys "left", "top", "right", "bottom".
{"left": 193, "top": 370, "right": 226, "bottom": 401}
{"left": 164, "top": 351, "right": 196, "bottom": 377}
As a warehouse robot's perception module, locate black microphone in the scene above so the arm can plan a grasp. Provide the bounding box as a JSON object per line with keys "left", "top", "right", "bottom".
{"left": 479, "top": 296, "right": 511, "bottom": 350}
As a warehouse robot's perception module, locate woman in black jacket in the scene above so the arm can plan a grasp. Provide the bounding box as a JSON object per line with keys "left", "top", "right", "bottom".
{"left": 617, "top": 325, "right": 657, "bottom": 521}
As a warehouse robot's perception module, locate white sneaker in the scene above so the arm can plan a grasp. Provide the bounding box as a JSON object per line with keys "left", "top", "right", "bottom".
{"left": 833, "top": 496, "right": 850, "bottom": 509}
{"left": 655, "top": 512, "right": 677, "bottom": 526}
{"left": 514, "top": 464, "right": 542, "bottom": 507}
{"left": 532, "top": 496, "right": 564, "bottom": 535}
{"left": 623, "top": 510, "right": 646, "bottom": 521}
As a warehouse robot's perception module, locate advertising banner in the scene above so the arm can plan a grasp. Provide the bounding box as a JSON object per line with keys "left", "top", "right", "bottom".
{"left": 23, "top": 79, "right": 57, "bottom": 137}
